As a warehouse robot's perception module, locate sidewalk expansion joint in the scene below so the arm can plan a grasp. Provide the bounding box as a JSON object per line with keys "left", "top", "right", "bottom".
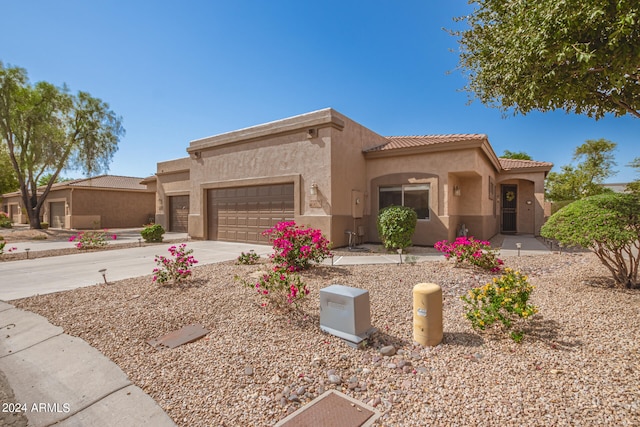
{"left": 43, "top": 382, "right": 133, "bottom": 427}
{"left": 0, "top": 330, "right": 65, "bottom": 359}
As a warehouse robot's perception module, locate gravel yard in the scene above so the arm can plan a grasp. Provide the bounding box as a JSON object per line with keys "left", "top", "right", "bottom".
{"left": 12, "top": 251, "right": 640, "bottom": 426}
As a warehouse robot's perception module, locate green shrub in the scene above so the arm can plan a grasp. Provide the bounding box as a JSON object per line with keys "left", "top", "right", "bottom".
{"left": 237, "top": 250, "right": 261, "bottom": 265}
{"left": 40, "top": 222, "right": 49, "bottom": 229}
{"left": 141, "top": 223, "right": 165, "bottom": 243}
{"left": 376, "top": 205, "right": 417, "bottom": 250}
{"left": 69, "top": 230, "right": 113, "bottom": 249}
{"left": 461, "top": 268, "right": 538, "bottom": 342}
{"left": 541, "top": 193, "right": 640, "bottom": 288}
{"left": 0, "top": 212, "right": 11, "bottom": 228}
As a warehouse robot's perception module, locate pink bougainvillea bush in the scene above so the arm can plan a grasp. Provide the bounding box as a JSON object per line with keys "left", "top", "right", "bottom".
{"left": 69, "top": 229, "right": 117, "bottom": 249}
{"left": 435, "top": 236, "right": 503, "bottom": 272}
{"left": 240, "top": 221, "right": 332, "bottom": 309}
{"left": 262, "top": 221, "right": 332, "bottom": 271}
{"left": 153, "top": 244, "right": 198, "bottom": 286}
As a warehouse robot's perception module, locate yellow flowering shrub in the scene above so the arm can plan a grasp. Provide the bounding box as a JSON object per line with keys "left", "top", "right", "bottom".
{"left": 460, "top": 268, "right": 538, "bottom": 342}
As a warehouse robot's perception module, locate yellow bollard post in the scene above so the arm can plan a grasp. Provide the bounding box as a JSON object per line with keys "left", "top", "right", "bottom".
{"left": 413, "top": 283, "right": 443, "bottom": 346}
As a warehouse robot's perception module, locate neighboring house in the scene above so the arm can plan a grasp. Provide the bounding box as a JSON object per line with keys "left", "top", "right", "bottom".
{"left": 151, "top": 108, "right": 552, "bottom": 247}
{"left": 1, "top": 175, "right": 155, "bottom": 229}
{"left": 601, "top": 183, "right": 631, "bottom": 193}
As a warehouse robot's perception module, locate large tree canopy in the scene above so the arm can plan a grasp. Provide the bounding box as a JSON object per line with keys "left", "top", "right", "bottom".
{"left": 0, "top": 63, "right": 124, "bottom": 228}
{"left": 454, "top": 0, "right": 640, "bottom": 119}
{"left": 545, "top": 138, "right": 617, "bottom": 202}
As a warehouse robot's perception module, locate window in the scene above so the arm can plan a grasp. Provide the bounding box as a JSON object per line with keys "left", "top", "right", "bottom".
{"left": 379, "top": 184, "right": 430, "bottom": 219}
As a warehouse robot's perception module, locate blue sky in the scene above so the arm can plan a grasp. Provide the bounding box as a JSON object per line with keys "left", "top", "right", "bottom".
{"left": 2, "top": 1, "right": 638, "bottom": 182}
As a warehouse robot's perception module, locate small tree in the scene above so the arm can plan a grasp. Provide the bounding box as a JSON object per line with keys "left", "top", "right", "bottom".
{"left": 0, "top": 63, "right": 124, "bottom": 229}
{"left": 376, "top": 205, "right": 417, "bottom": 251}
{"left": 540, "top": 193, "right": 640, "bottom": 288}
{"left": 545, "top": 139, "right": 617, "bottom": 202}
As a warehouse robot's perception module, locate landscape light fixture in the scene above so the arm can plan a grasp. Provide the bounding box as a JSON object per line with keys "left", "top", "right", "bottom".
{"left": 138, "top": 238, "right": 142, "bottom": 247}
{"left": 25, "top": 248, "right": 30, "bottom": 259}
{"left": 310, "top": 183, "right": 318, "bottom": 196}
{"left": 516, "top": 242, "right": 522, "bottom": 256}
{"left": 397, "top": 248, "right": 403, "bottom": 264}
{"left": 98, "top": 268, "right": 108, "bottom": 284}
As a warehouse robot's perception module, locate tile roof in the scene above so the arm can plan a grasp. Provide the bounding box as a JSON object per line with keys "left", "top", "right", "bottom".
{"left": 498, "top": 158, "right": 553, "bottom": 170}
{"left": 51, "top": 175, "right": 148, "bottom": 190}
{"left": 364, "top": 134, "right": 488, "bottom": 153}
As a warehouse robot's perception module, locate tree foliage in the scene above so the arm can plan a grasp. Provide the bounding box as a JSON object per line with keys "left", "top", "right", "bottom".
{"left": 0, "top": 63, "right": 124, "bottom": 228}
{"left": 540, "top": 193, "right": 640, "bottom": 288}
{"left": 626, "top": 157, "right": 640, "bottom": 194}
{"left": 501, "top": 150, "right": 532, "bottom": 160}
{"left": 376, "top": 205, "right": 417, "bottom": 251}
{"left": 545, "top": 139, "right": 617, "bottom": 202}
{"left": 454, "top": 0, "right": 640, "bottom": 119}
{"left": 0, "top": 144, "right": 18, "bottom": 195}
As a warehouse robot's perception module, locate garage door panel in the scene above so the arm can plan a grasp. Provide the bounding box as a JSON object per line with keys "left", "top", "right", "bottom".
{"left": 207, "top": 184, "right": 294, "bottom": 243}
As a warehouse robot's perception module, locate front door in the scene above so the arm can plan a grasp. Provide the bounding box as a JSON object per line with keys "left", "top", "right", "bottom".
{"left": 501, "top": 185, "right": 517, "bottom": 233}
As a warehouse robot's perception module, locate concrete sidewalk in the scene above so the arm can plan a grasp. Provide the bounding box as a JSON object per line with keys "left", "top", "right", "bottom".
{"left": 498, "top": 234, "right": 552, "bottom": 256}
{"left": 0, "top": 301, "right": 176, "bottom": 427}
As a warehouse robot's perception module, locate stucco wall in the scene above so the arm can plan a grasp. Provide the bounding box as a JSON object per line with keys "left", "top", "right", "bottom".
{"left": 365, "top": 147, "right": 499, "bottom": 245}
{"left": 187, "top": 123, "right": 334, "bottom": 240}
{"left": 329, "top": 113, "right": 387, "bottom": 247}
{"left": 68, "top": 189, "right": 155, "bottom": 229}
{"left": 156, "top": 157, "right": 192, "bottom": 230}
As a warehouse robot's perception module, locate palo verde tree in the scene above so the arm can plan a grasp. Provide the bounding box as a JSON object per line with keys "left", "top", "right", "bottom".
{"left": 545, "top": 139, "right": 617, "bottom": 202}
{"left": 453, "top": 0, "right": 640, "bottom": 119}
{"left": 541, "top": 193, "right": 640, "bottom": 288}
{"left": 0, "top": 63, "right": 124, "bottom": 228}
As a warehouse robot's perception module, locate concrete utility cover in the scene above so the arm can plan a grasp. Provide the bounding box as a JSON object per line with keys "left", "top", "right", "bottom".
{"left": 147, "top": 324, "right": 209, "bottom": 349}
{"left": 275, "top": 390, "right": 380, "bottom": 427}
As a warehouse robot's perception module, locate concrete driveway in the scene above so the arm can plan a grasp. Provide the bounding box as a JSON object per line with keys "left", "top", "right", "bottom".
{"left": 0, "top": 241, "right": 272, "bottom": 301}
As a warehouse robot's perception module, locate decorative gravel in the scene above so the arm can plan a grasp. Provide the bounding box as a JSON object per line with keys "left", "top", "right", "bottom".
{"left": 13, "top": 252, "right": 640, "bottom": 426}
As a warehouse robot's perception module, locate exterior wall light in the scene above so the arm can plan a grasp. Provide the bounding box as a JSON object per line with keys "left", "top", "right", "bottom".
{"left": 453, "top": 185, "right": 461, "bottom": 197}
{"left": 309, "top": 183, "right": 321, "bottom": 208}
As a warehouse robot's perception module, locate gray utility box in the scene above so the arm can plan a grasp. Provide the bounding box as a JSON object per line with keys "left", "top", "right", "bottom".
{"left": 320, "top": 284, "right": 375, "bottom": 344}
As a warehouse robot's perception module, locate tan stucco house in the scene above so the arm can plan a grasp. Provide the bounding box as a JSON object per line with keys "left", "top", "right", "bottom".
{"left": 151, "top": 108, "right": 552, "bottom": 247}
{"left": 1, "top": 175, "right": 155, "bottom": 229}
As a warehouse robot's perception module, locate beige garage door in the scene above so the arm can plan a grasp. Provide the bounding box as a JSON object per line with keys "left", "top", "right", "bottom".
{"left": 207, "top": 184, "right": 294, "bottom": 243}
{"left": 169, "top": 195, "right": 189, "bottom": 233}
{"left": 50, "top": 202, "right": 65, "bottom": 228}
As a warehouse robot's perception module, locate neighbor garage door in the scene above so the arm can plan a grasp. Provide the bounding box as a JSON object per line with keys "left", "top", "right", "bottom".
{"left": 50, "top": 202, "right": 65, "bottom": 228}
{"left": 169, "top": 195, "right": 189, "bottom": 233}
{"left": 207, "top": 184, "right": 294, "bottom": 243}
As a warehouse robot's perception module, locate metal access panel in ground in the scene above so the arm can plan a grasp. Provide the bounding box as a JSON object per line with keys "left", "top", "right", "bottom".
{"left": 207, "top": 184, "right": 294, "bottom": 244}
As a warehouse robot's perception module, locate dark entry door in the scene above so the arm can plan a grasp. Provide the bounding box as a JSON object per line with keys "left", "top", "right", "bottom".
{"left": 169, "top": 195, "right": 189, "bottom": 232}
{"left": 501, "top": 185, "right": 517, "bottom": 233}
